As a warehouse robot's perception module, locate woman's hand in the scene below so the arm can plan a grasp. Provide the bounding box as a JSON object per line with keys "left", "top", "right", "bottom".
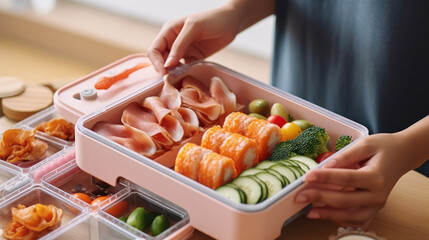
{"left": 147, "top": 0, "right": 274, "bottom": 75}
{"left": 295, "top": 115, "right": 429, "bottom": 229}
{"left": 147, "top": 6, "right": 241, "bottom": 75}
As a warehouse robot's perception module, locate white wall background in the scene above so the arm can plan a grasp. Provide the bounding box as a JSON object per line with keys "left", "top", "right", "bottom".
{"left": 68, "top": 0, "right": 275, "bottom": 59}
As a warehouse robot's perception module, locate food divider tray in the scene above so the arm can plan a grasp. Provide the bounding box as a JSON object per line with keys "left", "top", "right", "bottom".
{"left": 0, "top": 185, "right": 87, "bottom": 240}
{"left": 54, "top": 54, "right": 368, "bottom": 240}
{"left": 41, "top": 159, "right": 129, "bottom": 211}
{"left": 98, "top": 182, "right": 193, "bottom": 240}
{"left": 0, "top": 98, "right": 193, "bottom": 240}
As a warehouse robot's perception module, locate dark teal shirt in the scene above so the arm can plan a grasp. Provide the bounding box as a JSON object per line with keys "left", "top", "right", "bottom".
{"left": 272, "top": 0, "right": 429, "bottom": 135}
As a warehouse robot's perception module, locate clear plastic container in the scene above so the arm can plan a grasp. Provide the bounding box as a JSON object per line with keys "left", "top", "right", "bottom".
{"left": 0, "top": 185, "right": 87, "bottom": 240}
{"left": 17, "top": 105, "right": 75, "bottom": 145}
{"left": 98, "top": 183, "right": 193, "bottom": 239}
{"left": 46, "top": 214, "right": 141, "bottom": 240}
{"left": 41, "top": 159, "right": 129, "bottom": 212}
{"left": 0, "top": 129, "right": 68, "bottom": 173}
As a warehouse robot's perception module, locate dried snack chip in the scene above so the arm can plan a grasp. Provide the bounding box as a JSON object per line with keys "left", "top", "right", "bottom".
{"left": 2, "top": 204, "right": 63, "bottom": 240}
{"left": 0, "top": 129, "right": 48, "bottom": 163}
{"left": 35, "top": 118, "right": 75, "bottom": 141}
{"left": 2, "top": 220, "right": 37, "bottom": 240}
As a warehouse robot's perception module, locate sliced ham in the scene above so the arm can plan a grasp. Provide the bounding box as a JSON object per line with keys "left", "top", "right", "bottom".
{"left": 121, "top": 102, "right": 174, "bottom": 148}
{"left": 180, "top": 87, "right": 223, "bottom": 125}
{"left": 93, "top": 121, "right": 157, "bottom": 157}
{"left": 173, "top": 107, "right": 201, "bottom": 137}
{"left": 159, "top": 78, "right": 201, "bottom": 137}
{"left": 160, "top": 78, "right": 181, "bottom": 110}
{"left": 210, "top": 76, "right": 236, "bottom": 117}
{"left": 181, "top": 75, "right": 210, "bottom": 99}
{"left": 142, "top": 96, "right": 184, "bottom": 142}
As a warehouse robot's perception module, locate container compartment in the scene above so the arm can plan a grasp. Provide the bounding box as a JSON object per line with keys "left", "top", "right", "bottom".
{"left": 10, "top": 106, "right": 76, "bottom": 145}
{"left": 98, "top": 183, "right": 193, "bottom": 239}
{"left": 18, "top": 106, "right": 64, "bottom": 130}
{"left": 41, "top": 159, "right": 128, "bottom": 211}
{"left": 0, "top": 128, "right": 67, "bottom": 173}
{"left": 46, "top": 214, "right": 140, "bottom": 240}
{"left": 0, "top": 185, "right": 86, "bottom": 240}
{"left": 72, "top": 60, "right": 368, "bottom": 240}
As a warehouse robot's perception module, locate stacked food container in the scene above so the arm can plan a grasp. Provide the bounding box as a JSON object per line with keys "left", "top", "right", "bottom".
{"left": 0, "top": 107, "right": 193, "bottom": 239}
{"left": 0, "top": 54, "right": 368, "bottom": 240}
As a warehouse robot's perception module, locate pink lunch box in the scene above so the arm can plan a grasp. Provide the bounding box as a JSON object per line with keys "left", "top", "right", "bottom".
{"left": 54, "top": 53, "right": 368, "bottom": 240}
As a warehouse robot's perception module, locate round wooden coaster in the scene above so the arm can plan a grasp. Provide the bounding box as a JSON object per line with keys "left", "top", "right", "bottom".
{"left": 2, "top": 84, "right": 53, "bottom": 121}
{"left": 0, "top": 76, "right": 25, "bottom": 98}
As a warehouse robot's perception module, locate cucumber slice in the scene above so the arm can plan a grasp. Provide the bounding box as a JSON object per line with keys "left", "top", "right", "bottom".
{"left": 249, "top": 175, "right": 268, "bottom": 202}
{"left": 216, "top": 185, "right": 242, "bottom": 203}
{"left": 269, "top": 164, "right": 297, "bottom": 183}
{"left": 232, "top": 176, "right": 262, "bottom": 204}
{"left": 225, "top": 183, "right": 247, "bottom": 203}
{"left": 255, "top": 161, "right": 279, "bottom": 169}
{"left": 288, "top": 155, "right": 318, "bottom": 170}
{"left": 240, "top": 168, "right": 266, "bottom": 177}
{"left": 294, "top": 165, "right": 306, "bottom": 176}
{"left": 254, "top": 172, "right": 283, "bottom": 198}
{"left": 288, "top": 159, "right": 310, "bottom": 172}
{"left": 278, "top": 160, "right": 300, "bottom": 168}
{"left": 236, "top": 186, "right": 247, "bottom": 203}
{"left": 265, "top": 169, "right": 288, "bottom": 187}
{"left": 287, "top": 165, "right": 302, "bottom": 178}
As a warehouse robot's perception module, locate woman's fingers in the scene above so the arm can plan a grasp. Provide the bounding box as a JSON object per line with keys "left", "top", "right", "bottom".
{"left": 148, "top": 19, "right": 186, "bottom": 74}
{"left": 305, "top": 167, "right": 378, "bottom": 190}
{"left": 296, "top": 188, "right": 383, "bottom": 209}
{"left": 165, "top": 19, "right": 205, "bottom": 68}
{"left": 323, "top": 136, "right": 377, "bottom": 169}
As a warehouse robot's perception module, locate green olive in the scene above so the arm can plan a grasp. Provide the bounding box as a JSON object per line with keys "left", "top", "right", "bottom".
{"left": 151, "top": 214, "right": 170, "bottom": 236}
{"left": 292, "top": 119, "right": 314, "bottom": 131}
{"left": 248, "top": 99, "right": 270, "bottom": 116}
{"left": 126, "top": 207, "right": 148, "bottom": 230}
{"left": 270, "top": 103, "right": 288, "bottom": 121}
{"left": 248, "top": 113, "right": 267, "bottom": 120}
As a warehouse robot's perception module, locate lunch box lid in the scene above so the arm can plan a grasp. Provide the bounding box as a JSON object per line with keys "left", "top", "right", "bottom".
{"left": 53, "top": 53, "right": 162, "bottom": 123}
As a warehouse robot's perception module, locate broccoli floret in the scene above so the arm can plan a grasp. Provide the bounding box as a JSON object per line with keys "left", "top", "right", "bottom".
{"left": 269, "top": 126, "right": 330, "bottom": 160}
{"left": 335, "top": 135, "right": 353, "bottom": 151}
{"left": 268, "top": 141, "right": 298, "bottom": 161}
{"left": 291, "top": 126, "right": 330, "bottom": 159}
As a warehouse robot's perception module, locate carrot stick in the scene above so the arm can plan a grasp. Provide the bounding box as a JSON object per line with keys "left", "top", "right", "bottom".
{"left": 94, "top": 62, "right": 151, "bottom": 90}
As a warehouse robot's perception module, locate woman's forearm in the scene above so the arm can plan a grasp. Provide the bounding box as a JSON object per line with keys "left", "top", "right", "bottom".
{"left": 224, "top": 0, "right": 275, "bottom": 33}
{"left": 396, "top": 115, "right": 429, "bottom": 170}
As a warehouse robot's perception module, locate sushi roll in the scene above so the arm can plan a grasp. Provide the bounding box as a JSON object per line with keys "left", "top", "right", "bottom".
{"left": 222, "top": 112, "right": 254, "bottom": 135}
{"left": 223, "top": 112, "right": 281, "bottom": 162}
{"left": 198, "top": 152, "right": 237, "bottom": 189}
{"left": 200, "top": 125, "right": 230, "bottom": 152}
{"left": 220, "top": 133, "right": 258, "bottom": 175}
{"left": 245, "top": 118, "right": 281, "bottom": 161}
{"left": 175, "top": 143, "right": 237, "bottom": 189}
{"left": 201, "top": 125, "right": 258, "bottom": 175}
{"left": 175, "top": 143, "right": 211, "bottom": 181}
